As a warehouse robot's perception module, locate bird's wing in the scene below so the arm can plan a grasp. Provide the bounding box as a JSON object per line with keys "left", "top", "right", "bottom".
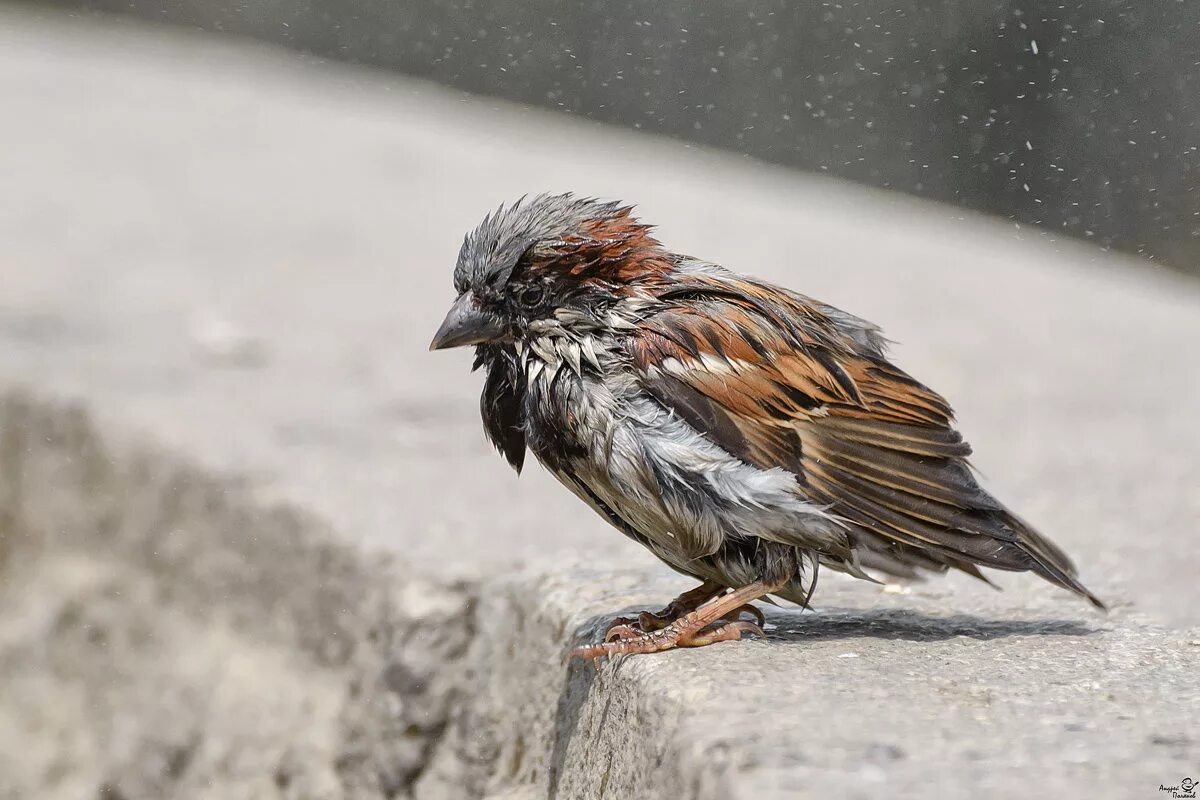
{"left": 626, "top": 271, "right": 1102, "bottom": 606}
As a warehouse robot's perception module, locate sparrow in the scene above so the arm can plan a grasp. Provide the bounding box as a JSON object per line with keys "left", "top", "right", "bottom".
{"left": 430, "top": 193, "right": 1104, "bottom": 662}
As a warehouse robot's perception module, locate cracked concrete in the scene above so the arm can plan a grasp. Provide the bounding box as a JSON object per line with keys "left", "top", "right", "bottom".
{"left": 1, "top": 7, "right": 1198, "bottom": 799}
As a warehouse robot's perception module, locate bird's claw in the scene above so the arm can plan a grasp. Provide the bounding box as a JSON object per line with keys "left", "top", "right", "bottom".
{"left": 604, "top": 624, "right": 642, "bottom": 643}
{"left": 602, "top": 602, "right": 763, "bottom": 639}
{"left": 681, "top": 619, "right": 764, "bottom": 648}
{"left": 570, "top": 616, "right": 765, "bottom": 664}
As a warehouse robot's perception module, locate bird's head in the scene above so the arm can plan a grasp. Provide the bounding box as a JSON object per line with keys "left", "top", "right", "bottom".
{"left": 429, "top": 193, "right": 666, "bottom": 352}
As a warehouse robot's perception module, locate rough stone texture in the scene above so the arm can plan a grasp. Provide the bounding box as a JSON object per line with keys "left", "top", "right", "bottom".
{"left": 431, "top": 569, "right": 1200, "bottom": 799}
{"left": 0, "top": 394, "right": 474, "bottom": 800}
{"left": 43, "top": 0, "right": 1200, "bottom": 269}
{"left": 0, "top": 8, "right": 1198, "bottom": 799}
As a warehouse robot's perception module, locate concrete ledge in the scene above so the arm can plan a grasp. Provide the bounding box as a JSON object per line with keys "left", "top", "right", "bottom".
{"left": 0, "top": 391, "right": 473, "bottom": 798}
{"left": 4, "top": 389, "right": 1200, "bottom": 799}
{"left": 0, "top": 391, "right": 794, "bottom": 799}
{"left": 431, "top": 569, "right": 1200, "bottom": 799}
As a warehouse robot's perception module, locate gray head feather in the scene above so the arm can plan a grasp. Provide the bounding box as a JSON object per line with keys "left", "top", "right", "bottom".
{"left": 453, "top": 193, "right": 624, "bottom": 293}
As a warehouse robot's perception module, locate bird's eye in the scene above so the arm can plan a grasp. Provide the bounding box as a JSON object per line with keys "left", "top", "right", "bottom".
{"left": 516, "top": 283, "right": 545, "bottom": 308}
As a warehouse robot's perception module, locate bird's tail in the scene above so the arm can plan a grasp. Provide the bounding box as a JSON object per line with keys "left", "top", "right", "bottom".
{"left": 1007, "top": 512, "right": 1107, "bottom": 610}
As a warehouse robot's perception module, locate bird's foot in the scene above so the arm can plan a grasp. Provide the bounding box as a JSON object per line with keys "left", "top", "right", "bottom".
{"left": 569, "top": 579, "right": 779, "bottom": 664}
{"left": 603, "top": 602, "right": 764, "bottom": 639}
{"left": 602, "top": 607, "right": 676, "bottom": 636}
{"left": 600, "top": 580, "right": 760, "bottom": 639}
{"left": 571, "top": 618, "right": 764, "bottom": 663}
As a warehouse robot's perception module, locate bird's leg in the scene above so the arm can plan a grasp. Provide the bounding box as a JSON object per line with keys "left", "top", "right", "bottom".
{"left": 604, "top": 603, "right": 765, "bottom": 645}
{"left": 604, "top": 583, "right": 766, "bottom": 639}
{"left": 679, "top": 620, "right": 765, "bottom": 647}
{"left": 603, "top": 580, "right": 725, "bottom": 637}
{"left": 717, "top": 602, "right": 766, "bottom": 628}
{"left": 572, "top": 579, "right": 782, "bottom": 662}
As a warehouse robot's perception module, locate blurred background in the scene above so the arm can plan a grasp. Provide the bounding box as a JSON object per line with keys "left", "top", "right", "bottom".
{"left": 37, "top": 0, "right": 1200, "bottom": 270}
{"left": 1, "top": 2, "right": 1198, "bottom": 799}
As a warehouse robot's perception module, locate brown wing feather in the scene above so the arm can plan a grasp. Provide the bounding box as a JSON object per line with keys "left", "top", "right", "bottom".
{"left": 630, "top": 273, "right": 1103, "bottom": 608}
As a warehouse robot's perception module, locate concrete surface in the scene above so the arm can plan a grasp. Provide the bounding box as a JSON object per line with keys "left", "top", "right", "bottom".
{"left": 0, "top": 395, "right": 475, "bottom": 800}
{"left": 0, "top": 7, "right": 1198, "bottom": 799}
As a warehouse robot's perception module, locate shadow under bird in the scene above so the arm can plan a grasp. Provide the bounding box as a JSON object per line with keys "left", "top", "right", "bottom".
{"left": 430, "top": 193, "right": 1104, "bottom": 661}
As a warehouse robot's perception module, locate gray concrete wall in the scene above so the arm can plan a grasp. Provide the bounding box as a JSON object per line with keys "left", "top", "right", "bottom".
{"left": 48, "top": 0, "right": 1200, "bottom": 271}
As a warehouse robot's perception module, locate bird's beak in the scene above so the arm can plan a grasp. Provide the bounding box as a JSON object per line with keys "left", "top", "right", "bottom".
{"left": 429, "top": 292, "right": 506, "bottom": 350}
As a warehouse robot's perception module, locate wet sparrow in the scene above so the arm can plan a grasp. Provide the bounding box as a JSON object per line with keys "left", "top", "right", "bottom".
{"left": 430, "top": 194, "right": 1103, "bottom": 661}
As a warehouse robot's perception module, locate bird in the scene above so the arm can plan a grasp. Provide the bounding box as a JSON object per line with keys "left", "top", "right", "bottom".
{"left": 429, "top": 193, "right": 1104, "bottom": 662}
